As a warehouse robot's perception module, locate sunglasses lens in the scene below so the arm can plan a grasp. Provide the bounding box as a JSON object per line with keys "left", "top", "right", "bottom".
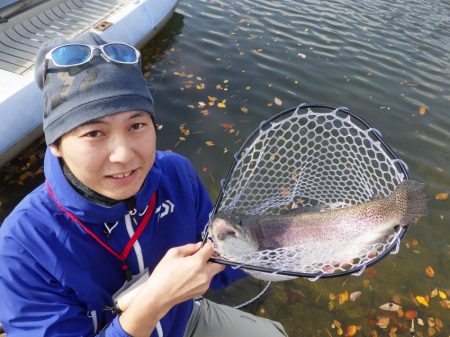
{"left": 51, "top": 44, "right": 91, "bottom": 66}
{"left": 103, "top": 43, "right": 138, "bottom": 63}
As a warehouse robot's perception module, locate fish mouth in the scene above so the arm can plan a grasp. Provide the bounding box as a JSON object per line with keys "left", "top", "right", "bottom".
{"left": 211, "top": 218, "right": 238, "bottom": 241}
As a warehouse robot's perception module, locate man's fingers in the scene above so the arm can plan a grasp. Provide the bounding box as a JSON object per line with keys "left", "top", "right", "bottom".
{"left": 169, "top": 243, "right": 201, "bottom": 257}
{"left": 196, "top": 241, "right": 216, "bottom": 261}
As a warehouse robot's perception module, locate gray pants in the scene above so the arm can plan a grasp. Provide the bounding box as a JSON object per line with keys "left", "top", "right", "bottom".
{"left": 183, "top": 298, "right": 288, "bottom": 337}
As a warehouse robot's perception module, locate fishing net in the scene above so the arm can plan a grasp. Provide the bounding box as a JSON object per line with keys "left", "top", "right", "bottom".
{"left": 205, "top": 104, "right": 410, "bottom": 281}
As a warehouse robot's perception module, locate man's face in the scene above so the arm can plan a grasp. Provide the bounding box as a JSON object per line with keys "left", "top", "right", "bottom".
{"left": 50, "top": 110, "right": 156, "bottom": 200}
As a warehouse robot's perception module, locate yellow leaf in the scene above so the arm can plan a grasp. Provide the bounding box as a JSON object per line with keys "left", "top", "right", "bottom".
{"left": 338, "top": 291, "right": 349, "bottom": 305}
{"left": 415, "top": 295, "right": 429, "bottom": 307}
{"left": 217, "top": 100, "right": 227, "bottom": 108}
{"left": 435, "top": 192, "right": 448, "bottom": 200}
{"left": 208, "top": 96, "right": 217, "bottom": 102}
{"left": 196, "top": 83, "right": 205, "bottom": 90}
{"left": 241, "top": 106, "right": 248, "bottom": 113}
{"left": 274, "top": 97, "right": 283, "bottom": 106}
{"left": 438, "top": 290, "right": 447, "bottom": 300}
{"left": 205, "top": 141, "right": 215, "bottom": 147}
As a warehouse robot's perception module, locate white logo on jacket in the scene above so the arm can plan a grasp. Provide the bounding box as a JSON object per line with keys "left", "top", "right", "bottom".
{"left": 155, "top": 200, "right": 175, "bottom": 220}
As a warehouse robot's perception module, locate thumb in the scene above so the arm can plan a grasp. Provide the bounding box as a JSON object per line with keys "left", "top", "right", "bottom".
{"left": 170, "top": 242, "right": 202, "bottom": 257}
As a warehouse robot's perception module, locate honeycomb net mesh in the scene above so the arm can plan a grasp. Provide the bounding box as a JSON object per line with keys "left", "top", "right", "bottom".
{"left": 208, "top": 105, "right": 407, "bottom": 281}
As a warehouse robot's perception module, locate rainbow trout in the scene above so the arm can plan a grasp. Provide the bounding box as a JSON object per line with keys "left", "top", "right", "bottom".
{"left": 210, "top": 180, "right": 427, "bottom": 260}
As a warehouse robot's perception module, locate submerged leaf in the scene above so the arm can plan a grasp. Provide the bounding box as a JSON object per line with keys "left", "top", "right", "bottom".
{"left": 350, "top": 291, "right": 362, "bottom": 301}
{"left": 345, "top": 325, "right": 357, "bottom": 337}
{"left": 404, "top": 309, "right": 418, "bottom": 319}
{"left": 376, "top": 316, "right": 390, "bottom": 329}
{"left": 418, "top": 105, "right": 427, "bottom": 116}
{"left": 425, "top": 266, "right": 435, "bottom": 278}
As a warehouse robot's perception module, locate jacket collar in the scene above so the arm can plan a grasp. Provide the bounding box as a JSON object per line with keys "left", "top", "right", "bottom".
{"left": 44, "top": 147, "right": 161, "bottom": 223}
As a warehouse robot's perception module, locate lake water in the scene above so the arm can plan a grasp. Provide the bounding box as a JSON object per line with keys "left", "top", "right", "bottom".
{"left": 0, "top": 0, "right": 449, "bottom": 336}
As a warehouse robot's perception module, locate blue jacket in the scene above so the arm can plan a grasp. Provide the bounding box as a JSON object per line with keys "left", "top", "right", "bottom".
{"left": 0, "top": 149, "right": 244, "bottom": 337}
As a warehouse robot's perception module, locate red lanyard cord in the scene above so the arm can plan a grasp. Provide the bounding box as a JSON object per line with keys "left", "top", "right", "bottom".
{"left": 46, "top": 181, "right": 156, "bottom": 279}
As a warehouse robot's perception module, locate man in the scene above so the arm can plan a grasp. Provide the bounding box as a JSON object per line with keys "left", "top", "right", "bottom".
{"left": 0, "top": 32, "right": 288, "bottom": 337}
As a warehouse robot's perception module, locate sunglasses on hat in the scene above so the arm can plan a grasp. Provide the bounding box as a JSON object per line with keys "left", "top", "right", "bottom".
{"left": 43, "top": 42, "right": 141, "bottom": 82}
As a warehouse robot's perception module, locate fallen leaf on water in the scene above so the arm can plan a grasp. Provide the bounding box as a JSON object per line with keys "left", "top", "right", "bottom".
{"left": 376, "top": 316, "right": 390, "bottom": 329}
{"left": 392, "top": 295, "right": 402, "bottom": 304}
{"left": 438, "top": 290, "right": 447, "bottom": 299}
{"left": 380, "top": 302, "right": 402, "bottom": 311}
{"left": 367, "top": 72, "right": 374, "bottom": 76}
{"left": 439, "top": 299, "right": 450, "bottom": 309}
{"left": 389, "top": 327, "right": 398, "bottom": 337}
{"left": 208, "top": 96, "right": 217, "bottom": 102}
{"left": 332, "top": 320, "right": 343, "bottom": 336}
{"left": 198, "top": 101, "right": 206, "bottom": 108}
{"left": 19, "top": 172, "right": 34, "bottom": 181}
{"left": 217, "top": 100, "right": 227, "bottom": 108}
{"left": 201, "top": 167, "right": 208, "bottom": 173}
{"left": 196, "top": 83, "right": 205, "bottom": 90}
{"left": 350, "top": 291, "right": 362, "bottom": 301}
{"left": 435, "top": 192, "right": 448, "bottom": 200}
{"left": 241, "top": 106, "right": 248, "bottom": 113}
{"left": 434, "top": 318, "right": 443, "bottom": 330}
{"left": 425, "top": 266, "right": 435, "bottom": 278}
{"left": 363, "top": 267, "right": 377, "bottom": 278}
{"left": 200, "top": 109, "right": 209, "bottom": 116}
{"left": 415, "top": 295, "right": 429, "bottom": 307}
{"left": 274, "top": 97, "right": 283, "bottom": 106}
{"left": 418, "top": 105, "right": 427, "bottom": 116}
{"left": 328, "top": 300, "right": 335, "bottom": 311}
{"left": 417, "top": 318, "right": 424, "bottom": 326}
{"left": 221, "top": 123, "right": 234, "bottom": 130}
{"left": 404, "top": 309, "right": 418, "bottom": 319}
{"left": 338, "top": 291, "right": 349, "bottom": 305}
{"left": 345, "top": 325, "right": 357, "bottom": 337}
{"left": 205, "top": 141, "right": 215, "bottom": 147}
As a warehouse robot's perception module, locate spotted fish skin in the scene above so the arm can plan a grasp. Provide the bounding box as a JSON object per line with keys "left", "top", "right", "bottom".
{"left": 211, "top": 180, "right": 427, "bottom": 258}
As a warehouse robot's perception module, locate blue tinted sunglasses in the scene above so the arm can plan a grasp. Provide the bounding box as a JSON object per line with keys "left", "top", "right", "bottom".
{"left": 43, "top": 42, "right": 140, "bottom": 81}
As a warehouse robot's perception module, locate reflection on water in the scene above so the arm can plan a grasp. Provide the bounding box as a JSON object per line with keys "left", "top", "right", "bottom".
{"left": 1, "top": 0, "right": 449, "bottom": 336}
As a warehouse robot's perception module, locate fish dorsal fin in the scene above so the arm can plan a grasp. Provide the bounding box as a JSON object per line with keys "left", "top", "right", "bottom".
{"left": 282, "top": 201, "right": 352, "bottom": 215}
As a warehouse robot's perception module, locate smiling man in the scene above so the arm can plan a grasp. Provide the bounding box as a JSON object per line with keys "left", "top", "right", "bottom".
{"left": 0, "top": 33, "right": 288, "bottom": 337}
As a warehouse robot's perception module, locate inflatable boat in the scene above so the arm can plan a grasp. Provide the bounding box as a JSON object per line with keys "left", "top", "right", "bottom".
{"left": 0, "top": 0, "right": 179, "bottom": 167}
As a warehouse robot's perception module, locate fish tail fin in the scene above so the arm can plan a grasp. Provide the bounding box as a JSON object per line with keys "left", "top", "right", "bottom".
{"left": 395, "top": 180, "right": 427, "bottom": 225}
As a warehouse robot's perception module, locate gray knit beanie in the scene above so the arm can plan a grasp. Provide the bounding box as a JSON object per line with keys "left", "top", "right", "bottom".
{"left": 35, "top": 32, "right": 155, "bottom": 145}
